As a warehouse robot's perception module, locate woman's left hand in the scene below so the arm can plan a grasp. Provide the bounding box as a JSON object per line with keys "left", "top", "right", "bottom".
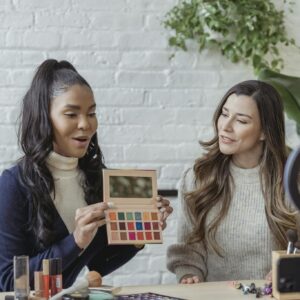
{"left": 156, "top": 195, "right": 173, "bottom": 230}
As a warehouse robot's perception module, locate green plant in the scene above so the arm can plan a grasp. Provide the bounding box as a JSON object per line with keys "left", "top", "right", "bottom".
{"left": 164, "top": 0, "right": 295, "bottom": 73}
{"left": 258, "top": 68, "right": 300, "bottom": 134}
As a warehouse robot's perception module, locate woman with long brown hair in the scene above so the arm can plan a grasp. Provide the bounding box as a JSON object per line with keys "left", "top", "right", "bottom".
{"left": 167, "top": 80, "right": 296, "bottom": 283}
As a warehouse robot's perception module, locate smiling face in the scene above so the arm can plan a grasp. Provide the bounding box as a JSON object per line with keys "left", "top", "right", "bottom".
{"left": 50, "top": 84, "right": 98, "bottom": 158}
{"left": 217, "top": 93, "right": 265, "bottom": 168}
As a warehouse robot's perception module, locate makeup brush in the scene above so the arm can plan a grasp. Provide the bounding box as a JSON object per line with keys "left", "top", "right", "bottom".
{"left": 286, "top": 229, "right": 298, "bottom": 254}
{"left": 293, "top": 241, "right": 300, "bottom": 254}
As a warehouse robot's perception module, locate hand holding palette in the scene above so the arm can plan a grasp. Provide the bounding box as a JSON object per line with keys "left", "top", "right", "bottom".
{"left": 103, "top": 169, "right": 162, "bottom": 245}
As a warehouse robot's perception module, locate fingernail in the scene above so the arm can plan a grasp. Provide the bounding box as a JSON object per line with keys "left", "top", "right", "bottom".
{"left": 160, "top": 207, "right": 166, "bottom": 213}
{"left": 107, "top": 202, "right": 114, "bottom": 208}
{"left": 156, "top": 196, "right": 162, "bottom": 201}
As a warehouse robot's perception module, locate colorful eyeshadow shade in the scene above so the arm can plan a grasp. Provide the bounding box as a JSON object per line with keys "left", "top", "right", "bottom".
{"left": 118, "top": 212, "right": 125, "bottom": 220}
{"left": 109, "top": 212, "right": 116, "bottom": 220}
{"left": 143, "top": 212, "right": 150, "bottom": 220}
{"left": 120, "top": 232, "right": 127, "bottom": 240}
{"left": 111, "top": 223, "right": 118, "bottom": 231}
{"left": 106, "top": 209, "right": 163, "bottom": 244}
{"left": 153, "top": 232, "right": 160, "bottom": 240}
{"left": 151, "top": 212, "right": 158, "bottom": 220}
{"left": 144, "top": 222, "right": 151, "bottom": 230}
{"left": 129, "top": 232, "right": 136, "bottom": 240}
{"left": 126, "top": 212, "right": 133, "bottom": 220}
{"left": 135, "top": 212, "right": 141, "bottom": 220}
{"left": 127, "top": 222, "right": 135, "bottom": 230}
{"left": 119, "top": 222, "right": 126, "bottom": 230}
{"left": 152, "top": 222, "right": 159, "bottom": 230}
{"left": 137, "top": 232, "right": 144, "bottom": 240}
{"left": 145, "top": 232, "right": 152, "bottom": 240}
{"left": 136, "top": 222, "right": 143, "bottom": 230}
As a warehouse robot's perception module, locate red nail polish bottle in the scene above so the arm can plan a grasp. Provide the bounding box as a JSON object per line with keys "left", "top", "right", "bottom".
{"left": 49, "top": 258, "right": 62, "bottom": 296}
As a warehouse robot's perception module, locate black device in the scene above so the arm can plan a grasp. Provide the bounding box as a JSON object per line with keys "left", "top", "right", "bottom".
{"left": 277, "top": 256, "right": 300, "bottom": 293}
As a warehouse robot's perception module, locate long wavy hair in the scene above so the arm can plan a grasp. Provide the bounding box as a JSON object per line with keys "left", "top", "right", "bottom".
{"left": 186, "top": 80, "right": 296, "bottom": 256}
{"left": 17, "top": 59, "right": 105, "bottom": 249}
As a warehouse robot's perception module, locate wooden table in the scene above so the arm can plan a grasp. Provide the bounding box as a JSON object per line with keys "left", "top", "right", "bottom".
{"left": 0, "top": 280, "right": 270, "bottom": 300}
{"left": 115, "top": 280, "right": 268, "bottom": 300}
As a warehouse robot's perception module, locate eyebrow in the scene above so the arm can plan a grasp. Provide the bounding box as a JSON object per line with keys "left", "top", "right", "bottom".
{"left": 222, "top": 107, "right": 252, "bottom": 119}
{"left": 63, "top": 104, "right": 96, "bottom": 110}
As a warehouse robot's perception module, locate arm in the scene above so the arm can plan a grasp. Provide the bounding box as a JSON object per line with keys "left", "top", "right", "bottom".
{"left": 166, "top": 168, "right": 207, "bottom": 283}
{"left": 0, "top": 169, "right": 82, "bottom": 291}
{"left": 87, "top": 243, "right": 141, "bottom": 276}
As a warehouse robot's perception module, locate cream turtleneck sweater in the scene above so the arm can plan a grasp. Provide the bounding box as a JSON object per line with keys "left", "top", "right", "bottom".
{"left": 46, "top": 152, "right": 86, "bottom": 233}
{"left": 167, "top": 163, "right": 281, "bottom": 282}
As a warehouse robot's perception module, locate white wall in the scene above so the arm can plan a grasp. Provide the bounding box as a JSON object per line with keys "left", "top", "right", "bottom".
{"left": 0, "top": 0, "right": 299, "bottom": 286}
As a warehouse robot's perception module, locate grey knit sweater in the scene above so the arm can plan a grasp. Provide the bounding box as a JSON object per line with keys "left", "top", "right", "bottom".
{"left": 167, "top": 163, "right": 281, "bottom": 282}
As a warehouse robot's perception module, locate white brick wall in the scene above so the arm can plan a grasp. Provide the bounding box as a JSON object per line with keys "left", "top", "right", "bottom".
{"left": 0, "top": 0, "right": 299, "bottom": 286}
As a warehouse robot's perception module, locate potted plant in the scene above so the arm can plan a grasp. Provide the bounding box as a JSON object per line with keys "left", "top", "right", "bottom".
{"left": 164, "top": 0, "right": 300, "bottom": 131}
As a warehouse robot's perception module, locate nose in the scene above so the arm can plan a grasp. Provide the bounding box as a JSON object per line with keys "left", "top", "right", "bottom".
{"left": 221, "top": 117, "right": 233, "bottom": 132}
{"left": 78, "top": 115, "right": 90, "bottom": 130}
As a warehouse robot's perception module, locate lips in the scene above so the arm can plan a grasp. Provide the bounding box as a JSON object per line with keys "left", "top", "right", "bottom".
{"left": 219, "top": 135, "right": 235, "bottom": 144}
{"left": 72, "top": 136, "right": 91, "bottom": 147}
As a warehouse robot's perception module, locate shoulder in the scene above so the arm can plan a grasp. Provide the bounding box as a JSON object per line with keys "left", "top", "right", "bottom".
{"left": 0, "top": 165, "right": 22, "bottom": 187}
{"left": 179, "top": 166, "right": 197, "bottom": 193}
{"left": 0, "top": 165, "right": 28, "bottom": 206}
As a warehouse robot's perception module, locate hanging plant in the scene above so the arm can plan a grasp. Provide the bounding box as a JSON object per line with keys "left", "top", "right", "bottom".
{"left": 163, "top": 0, "right": 296, "bottom": 73}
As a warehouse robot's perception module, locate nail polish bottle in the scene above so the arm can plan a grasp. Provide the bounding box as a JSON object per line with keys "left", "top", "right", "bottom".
{"left": 49, "top": 258, "right": 62, "bottom": 296}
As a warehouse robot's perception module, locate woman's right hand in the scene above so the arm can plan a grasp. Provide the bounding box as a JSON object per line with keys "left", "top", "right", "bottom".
{"left": 73, "top": 202, "right": 109, "bottom": 249}
{"left": 180, "top": 275, "right": 201, "bottom": 284}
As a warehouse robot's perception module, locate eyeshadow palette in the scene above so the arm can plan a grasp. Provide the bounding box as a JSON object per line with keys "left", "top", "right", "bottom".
{"left": 115, "top": 292, "right": 187, "bottom": 300}
{"left": 103, "top": 169, "right": 162, "bottom": 245}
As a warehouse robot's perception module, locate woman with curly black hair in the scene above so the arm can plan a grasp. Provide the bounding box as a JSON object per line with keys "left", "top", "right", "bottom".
{"left": 0, "top": 59, "right": 172, "bottom": 291}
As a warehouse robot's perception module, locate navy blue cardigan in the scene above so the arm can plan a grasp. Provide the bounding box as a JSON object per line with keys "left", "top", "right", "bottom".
{"left": 0, "top": 165, "right": 140, "bottom": 291}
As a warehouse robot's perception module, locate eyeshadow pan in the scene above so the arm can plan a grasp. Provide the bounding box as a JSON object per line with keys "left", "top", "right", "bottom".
{"left": 111, "top": 232, "right": 119, "bottom": 240}
{"left": 118, "top": 212, "right": 125, "bottom": 220}
{"left": 129, "top": 232, "right": 136, "bottom": 240}
{"left": 152, "top": 222, "right": 159, "bottom": 230}
{"left": 109, "top": 212, "right": 116, "bottom": 221}
{"left": 145, "top": 232, "right": 152, "bottom": 240}
{"left": 111, "top": 222, "right": 117, "bottom": 231}
{"left": 136, "top": 222, "right": 143, "bottom": 230}
{"left": 126, "top": 212, "right": 133, "bottom": 220}
{"left": 144, "top": 222, "right": 151, "bottom": 230}
{"left": 143, "top": 212, "right": 150, "bottom": 220}
{"left": 119, "top": 222, "right": 126, "bottom": 230}
{"left": 151, "top": 212, "right": 158, "bottom": 220}
{"left": 135, "top": 212, "right": 141, "bottom": 220}
{"left": 137, "top": 232, "right": 144, "bottom": 240}
{"left": 120, "top": 232, "right": 127, "bottom": 240}
{"left": 127, "top": 222, "right": 135, "bottom": 230}
{"left": 153, "top": 232, "right": 161, "bottom": 240}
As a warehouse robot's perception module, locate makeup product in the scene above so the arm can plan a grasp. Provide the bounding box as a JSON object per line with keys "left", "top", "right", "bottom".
{"left": 14, "top": 255, "right": 30, "bottom": 300}
{"left": 89, "top": 285, "right": 121, "bottom": 294}
{"left": 49, "top": 258, "right": 62, "bottom": 296}
{"left": 115, "top": 292, "right": 187, "bottom": 300}
{"left": 42, "top": 259, "right": 50, "bottom": 299}
{"left": 286, "top": 229, "right": 297, "bottom": 254}
{"left": 34, "top": 271, "right": 45, "bottom": 297}
{"left": 103, "top": 169, "right": 162, "bottom": 245}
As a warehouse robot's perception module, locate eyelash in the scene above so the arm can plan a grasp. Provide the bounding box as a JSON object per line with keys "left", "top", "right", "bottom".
{"left": 221, "top": 113, "right": 247, "bottom": 124}
{"left": 64, "top": 113, "right": 96, "bottom": 118}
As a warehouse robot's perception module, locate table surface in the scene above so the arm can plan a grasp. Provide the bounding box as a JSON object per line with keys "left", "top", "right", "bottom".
{"left": 0, "top": 280, "right": 271, "bottom": 300}
{"left": 115, "top": 280, "right": 269, "bottom": 300}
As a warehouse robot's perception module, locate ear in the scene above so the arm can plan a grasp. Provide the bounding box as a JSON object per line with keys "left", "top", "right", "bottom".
{"left": 259, "top": 132, "right": 265, "bottom": 141}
